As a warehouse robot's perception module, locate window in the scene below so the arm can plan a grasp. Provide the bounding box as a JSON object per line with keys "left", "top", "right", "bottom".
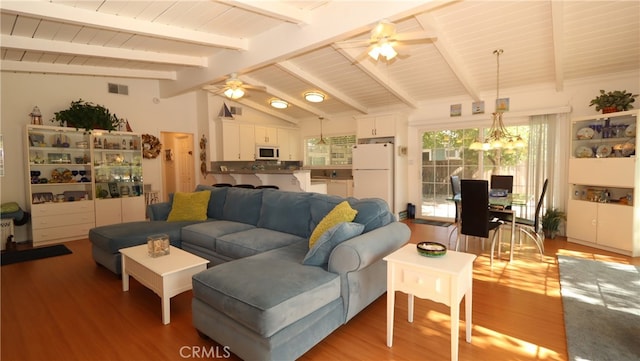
{"left": 421, "top": 125, "right": 533, "bottom": 219}
{"left": 305, "top": 135, "right": 356, "bottom": 166}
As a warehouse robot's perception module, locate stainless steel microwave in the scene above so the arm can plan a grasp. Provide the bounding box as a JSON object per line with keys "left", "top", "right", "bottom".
{"left": 256, "top": 145, "right": 279, "bottom": 160}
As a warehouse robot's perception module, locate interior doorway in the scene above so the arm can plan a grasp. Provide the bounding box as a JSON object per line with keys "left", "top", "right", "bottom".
{"left": 161, "top": 132, "right": 195, "bottom": 200}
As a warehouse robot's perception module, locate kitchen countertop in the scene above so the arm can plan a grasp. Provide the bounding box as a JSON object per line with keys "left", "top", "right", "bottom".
{"left": 209, "top": 169, "right": 309, "bottom": 175}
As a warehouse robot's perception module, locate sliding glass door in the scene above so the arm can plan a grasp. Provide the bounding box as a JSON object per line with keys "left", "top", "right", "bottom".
{"left": 421, "top": 125, "right": 533, "bottom": 219}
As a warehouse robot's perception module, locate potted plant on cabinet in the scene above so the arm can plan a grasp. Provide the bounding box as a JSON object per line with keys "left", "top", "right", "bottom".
{"left": 541, "top": 208, "right": 566, "bottom": 239}
{"left": 589, "top": 90, "right": 638, "bottom": 114}
{"left": 51, "top": 99, "right": 122, "bottom": 133}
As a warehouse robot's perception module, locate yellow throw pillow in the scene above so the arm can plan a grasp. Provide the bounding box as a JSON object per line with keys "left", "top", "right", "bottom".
{"left": 167, "top": 191, "right": 211, "bottom": 222}
{"left": 309, "top": 201, "right": 358, "bottom": 248}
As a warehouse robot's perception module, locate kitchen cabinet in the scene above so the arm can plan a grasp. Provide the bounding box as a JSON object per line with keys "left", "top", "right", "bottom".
{"left": 326, "top": 179, "right": 353, "bottom": 198}
{"left": 566, "top": 110, "right": 638, "bottom": 256}
{"left": 277, "top": 128, "right": 301, "bottom": 161}
{"left": 356, "top": 114, "right": 397, "bottom": 138}
{"left": 222, "top": 122, "right": 255, "bottom": 161}
{"left": 255, "top": 126, "right": 278, "bottom": 145}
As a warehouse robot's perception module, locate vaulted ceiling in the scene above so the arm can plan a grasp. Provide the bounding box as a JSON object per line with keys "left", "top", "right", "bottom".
{"left": 2, "top": 1, "right": 639, "bottom": 124}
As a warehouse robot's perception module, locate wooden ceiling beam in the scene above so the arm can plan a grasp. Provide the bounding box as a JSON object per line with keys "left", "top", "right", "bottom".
{"left": 217, "top": 0, "right": 312, "bottom": 25}
{"left": 277, "top": 61, "right": 369, "bottom": 115}
{"left": 0, "top": 60, "right": 176, "bottom": 80}
{"left": 415, "top": 13, "right": 481, "bottom": 102}
{"left": 0, "top": 1, "right": 247, "bottom": 49}
{"left": 0, "top": 35, "right": 206, "bottom": 67}
{"left": 333, "top": 45, "right": 418, "bottom": 109}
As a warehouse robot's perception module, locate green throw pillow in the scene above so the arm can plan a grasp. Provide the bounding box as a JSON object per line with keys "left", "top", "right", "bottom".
{"left": 309, "top": 201, "right": 358, "bottom": 248}
{"left": 167, "top": 191, "right": 211, "bottom": 222}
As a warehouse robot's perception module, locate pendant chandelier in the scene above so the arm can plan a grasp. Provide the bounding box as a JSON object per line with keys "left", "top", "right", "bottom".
{"left": 317, "top": 116, "right": 327, "bottom": 145}
{"left": 470, "top": 49, "right": 525, "bottom": 151}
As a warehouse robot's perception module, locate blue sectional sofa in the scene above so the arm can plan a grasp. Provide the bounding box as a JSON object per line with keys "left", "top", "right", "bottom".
{"left": 88, "top": 185, "right": 410, "bottom": 360}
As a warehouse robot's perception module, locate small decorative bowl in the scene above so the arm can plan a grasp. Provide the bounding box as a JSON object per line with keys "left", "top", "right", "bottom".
{"left": 416, "top": 242, "right": 447, "bottom": 257}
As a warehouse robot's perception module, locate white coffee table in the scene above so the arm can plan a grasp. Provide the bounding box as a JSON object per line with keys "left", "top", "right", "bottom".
{"left": 384, "top": 243, "right": 476, "bottom": 361}
{"left": 120, "top": 244, "right": 209, "bottom": 324}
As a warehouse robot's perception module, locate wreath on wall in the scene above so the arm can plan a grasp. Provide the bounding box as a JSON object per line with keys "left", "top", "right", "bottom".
{"left": 142, "top": 134, "right": 162, "bottom": 159}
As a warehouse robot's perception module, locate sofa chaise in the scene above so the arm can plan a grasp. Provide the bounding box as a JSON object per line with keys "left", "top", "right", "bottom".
{"left": 88, "top": 185, "right": 410, "bottom": 360}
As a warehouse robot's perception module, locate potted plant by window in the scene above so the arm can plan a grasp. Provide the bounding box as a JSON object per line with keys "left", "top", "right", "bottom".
{"left": 51, "top": 99, "right": 122, "bottom": 133}
{"left": 541, "top": 208, "right": 566, "bottom": 239}
{"left": 589, "top": 90, "right": 638, "bottom": 114}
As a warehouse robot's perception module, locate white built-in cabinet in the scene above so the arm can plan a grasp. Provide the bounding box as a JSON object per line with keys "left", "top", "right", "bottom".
{"left": 277, "top": 128, "right": 301, "bottom": 161}
{"left": 326, "top": 179, "right": 353, "bottom": 198}
{"left": 356, "top": 114, "right": 397, "bottom": 138}
{"left": 222, "top": 122, "right": 255, "bottom": 161}
{"left": 221, "top": 120, "right": 300, "bottom": 161}
{"left": 26, "top": 125, "right": 145, "bottom": 245}
{"left": 255, "top": 126, "right": 278, "bottom": 145}
{"left": 566, "top": 110, "right": 639, "bottom": 256}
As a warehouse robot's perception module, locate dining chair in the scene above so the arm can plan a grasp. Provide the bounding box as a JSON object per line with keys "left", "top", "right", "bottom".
{"left": 490, "top": 175, "right": 514, "bottom": 220}
{"left": 447, "top": 176, "right": 462, "bottom": 243}
{"left": 490, "top": 175, "right": 513, "bottom": 193}
{"left": 459, "top": 179, "right": 504, "bottom": 265}
{"left": 514, "top": 179, "right": 548, "bottom": 261}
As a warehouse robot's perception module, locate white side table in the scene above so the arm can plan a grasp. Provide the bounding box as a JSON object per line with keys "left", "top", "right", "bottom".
{"left": 121, "top": 244, "right": 209, "bottom": 324}
{"left": 384, "top": 244, "right": 476, "bottom": 361}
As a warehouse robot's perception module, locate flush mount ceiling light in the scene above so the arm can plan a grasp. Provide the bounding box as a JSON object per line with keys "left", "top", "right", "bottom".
{"left": 470, "top": 49, "right": 526, "bottom": 151}
{"left": 304, "top": 91, "right": 325, "bottom": 103}
{"left": 269, "top": 98, "right": 289, "bottom": 109}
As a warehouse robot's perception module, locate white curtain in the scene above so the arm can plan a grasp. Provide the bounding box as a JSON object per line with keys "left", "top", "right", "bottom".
{"left": 528, "top": 113, "right": 570, "bottom": 233}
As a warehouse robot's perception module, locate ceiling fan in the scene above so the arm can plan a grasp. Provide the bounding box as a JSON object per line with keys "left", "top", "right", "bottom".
{"left": 203, "top": 73, "right": 266, "bottom": 100}
{"left": 336, "top": 19, "right": 436, "bottom": 62}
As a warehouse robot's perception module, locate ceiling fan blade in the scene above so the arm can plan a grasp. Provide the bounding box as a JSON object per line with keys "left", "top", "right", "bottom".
{"left": 335, "top": 38, "right": 374, "bottom": 49}
{"left": 394, "top": 31, "right": 437, "bottom": 42}
{"left": 244, "top": 84, "right": 266, "bottom": 92}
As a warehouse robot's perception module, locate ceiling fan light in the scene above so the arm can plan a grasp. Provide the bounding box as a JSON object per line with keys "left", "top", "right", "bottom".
{"left": 379, "top": 42, "right": 397, "bottom": 60}
{"left": 224, "top": 87, "right": 244, "bottom": 99}
{"left": 367, "top": 46, "right": 381, "bottom": 60}
{"left": 304, "top": 91, "right": 325, "bottom": 103}
{"left": 270, "top": 99, "right": 288, "bottom": 109}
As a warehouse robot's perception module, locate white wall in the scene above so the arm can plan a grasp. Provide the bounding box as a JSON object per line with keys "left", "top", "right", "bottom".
{"left": 0, "top": 72, "right": 203, "bottom": 242}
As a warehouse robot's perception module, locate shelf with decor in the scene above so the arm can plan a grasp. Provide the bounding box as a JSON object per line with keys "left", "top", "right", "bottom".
{"left": 93, "top": 131, "right": 145, "bottom": 227}
{"left": 566, "top": 110, "right": 639, "bottom": 256}
{"left": 26, "top": 125, "right": 95, "bottom": 245}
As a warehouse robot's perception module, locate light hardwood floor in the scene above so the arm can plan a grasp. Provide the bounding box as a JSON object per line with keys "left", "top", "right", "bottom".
{"left": 2, "top": 221, "right": 637, "bottom": 361}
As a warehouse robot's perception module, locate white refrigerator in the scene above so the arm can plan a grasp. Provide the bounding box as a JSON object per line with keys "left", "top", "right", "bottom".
{"left": 352, "top": 143, "right": 394, "bottom": 211}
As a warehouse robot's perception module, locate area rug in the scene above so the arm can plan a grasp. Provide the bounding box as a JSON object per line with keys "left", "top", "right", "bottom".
{"left": 412, "top": 219, "right": 453, "bottom": 227}
{"left": 557, "top": 255, "right": 640, "bottom": 361}
{"left": 1, "top": 244, "right": 72, "bottom": 266}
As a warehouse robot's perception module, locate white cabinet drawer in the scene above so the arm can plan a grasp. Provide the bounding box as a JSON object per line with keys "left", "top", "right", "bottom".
{"left": 394, "top": 264, "right": 451, "bottom": 305}
{"left": 31, "top": 201, "right": 94, "bottom": 217}
{"left": 32, "top": 222, "right": 94, "bottom": 244}
{"left": 32, "top": 211, "right": 95, "bottom": 229}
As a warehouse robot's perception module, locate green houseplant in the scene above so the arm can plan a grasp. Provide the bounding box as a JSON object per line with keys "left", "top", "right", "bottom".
{"left": 51, "top": 99, "right": 122, "bottom": 133}
{"left": 541, "top": 207, "right": 566, "bottom": 239}
{"left": 589, "top": 90, "right": 638, "bottom": 113}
